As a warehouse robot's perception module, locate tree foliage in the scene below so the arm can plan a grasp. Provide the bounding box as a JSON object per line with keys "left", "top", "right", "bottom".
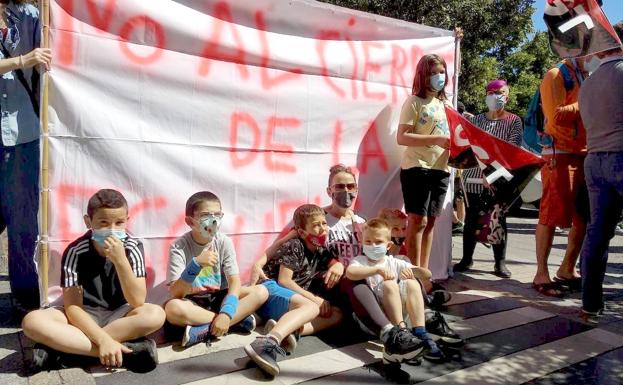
{"left": 320, "top": 0, "right": 558, "bottom": 117}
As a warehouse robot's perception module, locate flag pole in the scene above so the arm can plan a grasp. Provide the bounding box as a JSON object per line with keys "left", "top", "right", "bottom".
{"left": 40, "top": 0, "right": 51, "bottom": 304}
{"left": 452, "top": 27, "right": 463, "bottom": 108}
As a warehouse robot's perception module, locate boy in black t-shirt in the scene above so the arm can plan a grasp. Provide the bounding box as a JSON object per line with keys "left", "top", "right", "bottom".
{"left": 22, "top": 189, "right": 166, "bottom": 373}
{"left": 245, "top": 204, "right": 344, "bottom": 376}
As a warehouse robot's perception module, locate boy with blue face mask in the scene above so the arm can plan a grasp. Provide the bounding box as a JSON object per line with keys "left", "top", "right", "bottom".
{"left": 346, "top": 218, "right": 447, "bottom": 364}
{"left": 165, "top": 191, "right": 269, "bottom": 348}
{"left": 22, "top": 189, "right": 166, "bottom": 373}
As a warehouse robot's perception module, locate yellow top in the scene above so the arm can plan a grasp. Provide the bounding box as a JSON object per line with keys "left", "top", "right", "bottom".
{"left": 399, "top": 95, "right": 450, "bottom": 171}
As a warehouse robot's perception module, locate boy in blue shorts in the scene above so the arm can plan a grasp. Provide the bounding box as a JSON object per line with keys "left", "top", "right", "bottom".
{"left": 165, "top": 191, "right": 268, "bottom": 347}
{"left": 245, "top": 204, "right": 344, "bottom": 377}
{"left": 22, "top": 189, "right": 166, "bottom": 373}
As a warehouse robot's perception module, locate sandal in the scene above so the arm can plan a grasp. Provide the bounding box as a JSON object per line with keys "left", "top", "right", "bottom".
{"left": 532, "top": 282, "right": 565, "bottom": 298}
{"left": 553, "top": 276, "right": 582, "bottom": 291}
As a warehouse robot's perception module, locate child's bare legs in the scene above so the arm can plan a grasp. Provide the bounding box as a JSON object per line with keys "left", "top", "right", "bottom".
{"left": 231, "top": 285, "right": 268, "bottom": 323}
{"left": 301, "top": 306, "right": 343, "bottom": 335}
{"left": 103, "top": 303, "right": 165, "bottom": 341}
{"left": 22, "top": 304, "right": 166, "bottom": 356}
{"left": 165, "top": 299, "right": 216, "bottom": 326}
{"left": 267, "top": 294, "right": 318, "bottom": 341}
{"left": 23, "top": 308, "right": 100, "bottom": 356}
{"left": 165, "top": 285, "right": 269, "bottom": 326}
{"left": 407, "top": 213, "right": 438, "bottom": 268}
{"left": 404, "top": 280, "right": 425, "bottom": 327}
{"left": 380, "top": 280, "right": 405, "bottom": 325}
{"left": 420, "top": 216, "right": 437, "bottom": 270}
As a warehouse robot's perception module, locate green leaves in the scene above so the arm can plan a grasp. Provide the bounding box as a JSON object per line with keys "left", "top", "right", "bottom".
{"left": 321, "top": 0, "right": 556, "bottom": 118}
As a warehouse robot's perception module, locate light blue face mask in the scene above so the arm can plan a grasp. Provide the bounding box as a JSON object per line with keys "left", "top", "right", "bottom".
{"left": 362, "top": 243, "right": 388, "bottom": 261}
{"left": 197, "top": 214, "right": 222, "bottom": 240}
{"left": 430, "top": 73, "right": 446, "bottom": 92}
{"left": 91, "top": 228, "right": 127, "bottom": 246}
{"left": 486, "top": 94, "right": 506, "bottom": 112}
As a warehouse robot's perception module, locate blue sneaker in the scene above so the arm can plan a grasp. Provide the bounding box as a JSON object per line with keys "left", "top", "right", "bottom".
{"left": 421, "top": 337, "right": 445, "bottom": 362}
{"left": 231, "top": 314, "right": 257, "bottom": 334}
{"left": 181, "top": 323, "right": 211, "bottom": 348}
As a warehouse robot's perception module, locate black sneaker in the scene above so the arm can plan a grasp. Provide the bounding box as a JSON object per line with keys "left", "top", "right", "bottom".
{"left": 426, "top": 290, "right": 452, "bottom": 309}
{"left": 421, "top": 337, "right": 445, "bottom": 362}
{"left": 453, "top": 260, "right": 473, "bottom": 272}
{"left": 382, "top": 324, "right": 424, "bottom": 365}
{"left": 31, "top": 343, "right": 62, "bottom": 372}
{"left": 244, "top": 336, "right": 287, "bottom": 377}
{"left": 122, "top": 338, "right": 158, "bottom": 373}
{"left": 425, "top": 311, "right": 464, "bottom": 347}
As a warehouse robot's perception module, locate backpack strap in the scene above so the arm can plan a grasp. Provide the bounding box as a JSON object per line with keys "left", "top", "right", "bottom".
{"left": 556, "top": 62, "right": 576, "bottom": 91}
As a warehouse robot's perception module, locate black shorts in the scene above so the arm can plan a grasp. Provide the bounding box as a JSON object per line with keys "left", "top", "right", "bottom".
{"left": 400, "top": 167, "right": 450, "bottom": 217}
{"left": 185, "top": 289, "right": 229, "bottom": 312}
{"left": 164, "top": 289, "right": 228, "bottom": 339}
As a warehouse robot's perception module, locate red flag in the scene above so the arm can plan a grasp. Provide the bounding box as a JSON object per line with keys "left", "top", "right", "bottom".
{"left": 544, "top": 0, "right": 621, "bottom": 58}
{"left": 447, "top": 107, "right": 546, "bottom": 205}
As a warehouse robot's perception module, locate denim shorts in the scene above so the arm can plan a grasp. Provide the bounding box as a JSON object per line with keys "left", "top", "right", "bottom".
{"left": 256, "top": 280, "right": 297, "bottom": 321}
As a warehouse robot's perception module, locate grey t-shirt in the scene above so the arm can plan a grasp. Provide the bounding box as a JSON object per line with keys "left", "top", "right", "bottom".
{"left": 167, "top": 231, "right": 239, "bottom": 295}
{"left": 579, "top": 56, "right": 623, "bottom": 153}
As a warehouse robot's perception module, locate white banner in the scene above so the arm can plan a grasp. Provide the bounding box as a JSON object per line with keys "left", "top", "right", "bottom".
{"left": 45, "top": 0, "right": 456, "bottom": 300}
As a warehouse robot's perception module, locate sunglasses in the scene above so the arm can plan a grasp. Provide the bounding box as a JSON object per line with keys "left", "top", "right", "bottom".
{"left": 332, "top": 183, "right": 358, "bottom": 191}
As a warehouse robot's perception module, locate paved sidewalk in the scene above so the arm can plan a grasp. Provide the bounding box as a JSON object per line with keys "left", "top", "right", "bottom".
{"left": 1, "top": 216, "right": 622, "bottom": 384}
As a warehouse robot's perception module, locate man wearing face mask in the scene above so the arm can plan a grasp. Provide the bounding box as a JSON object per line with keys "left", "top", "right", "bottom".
{"left": 532, "top": 55, "right": 593, "bottom": 297}
{"left": 454, "top": 80, "right": 523, "bottom": 278}
{"left": 578, "top": 21, "right": 623, "bottom": 319}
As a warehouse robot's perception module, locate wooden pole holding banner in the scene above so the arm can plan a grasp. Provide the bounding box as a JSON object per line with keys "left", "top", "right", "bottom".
{"left": 39, "top": 0, "right": 50, "bottom": 304}
{"left": 452, "top": 27, "right": 463, "bottom": 108}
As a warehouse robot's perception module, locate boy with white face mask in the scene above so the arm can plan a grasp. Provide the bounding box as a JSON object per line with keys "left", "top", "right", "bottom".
{"left": 165, "top": 191, "right": 268, "bottom": 348}
{"left": 346, "top": 218, "right": 446, "bottom": 364}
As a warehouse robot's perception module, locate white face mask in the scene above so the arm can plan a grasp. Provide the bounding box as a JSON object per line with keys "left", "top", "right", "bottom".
{"left": 584, "top": 56, "right": 601, "bottom": 74}
{"left": 485, "top": 94, "right": 506, "bottom": 112}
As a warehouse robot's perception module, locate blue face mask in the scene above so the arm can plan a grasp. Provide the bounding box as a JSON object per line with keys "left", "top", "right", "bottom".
{"left": 363, "top": 243, "right": 387, "bottom": 261}
{"left": 91, "top": 228, "right": 127, "bottom": 246}
{"left": 197, "top": 214, "right": 222, "bottom": 240}
{"left": 430, "top": 73, "right": 446, "bottom": 92}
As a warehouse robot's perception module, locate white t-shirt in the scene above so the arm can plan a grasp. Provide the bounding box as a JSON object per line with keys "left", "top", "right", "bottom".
{"left": 327, "top": 213, "right": 365, "bottom": 267}
{"left": 350, "top": 254, "right": 414, "bottom": 298}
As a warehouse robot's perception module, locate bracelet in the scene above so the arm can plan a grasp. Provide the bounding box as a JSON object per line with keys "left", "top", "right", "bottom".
{"left": 180, "top": 257, "right": 202, "bottom": 284}
{"left": 219, "top": 294, "right": 239, "bottom": 319}
{"left": 18, "top": 55, "right": 23, "bottom": 69}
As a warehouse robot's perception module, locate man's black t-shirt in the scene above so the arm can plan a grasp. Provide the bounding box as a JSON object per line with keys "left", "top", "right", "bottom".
{"left": 60, "top": 231, "right": 146, "bottom": 310}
